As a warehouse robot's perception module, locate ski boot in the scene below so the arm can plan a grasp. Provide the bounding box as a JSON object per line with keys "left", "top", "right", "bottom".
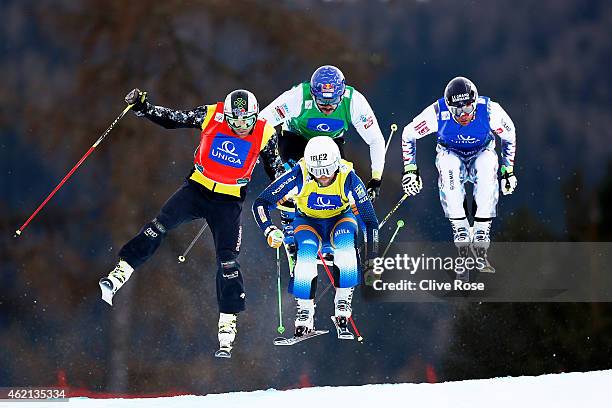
{"left": 450, "top": 218, "right": 471, "bottom": 283}
{"left": 471, "top": 221, "right": 495, "bottom": 273}
{"left": 99, "top": 260, "right": 134, "bottom": 306}
{"left": 294, "top": 298, "right": 315, "bottom": 337}
{"left": 215, "top": 312, "right": 237, "bottom": 358}
{"left": 333, "top": 288, "right": 354, "bottom": 340}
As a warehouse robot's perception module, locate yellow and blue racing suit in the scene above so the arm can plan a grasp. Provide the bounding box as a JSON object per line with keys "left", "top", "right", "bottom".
{"left": 252, "top": 159, "right": 379, "bottom": 299}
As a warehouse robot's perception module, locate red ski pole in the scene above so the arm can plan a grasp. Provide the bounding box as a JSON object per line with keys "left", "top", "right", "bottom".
{"left": 317, "top": 250, "right": 363, "bottom": 342}
{"left": 14, "top": 103, "right": 134, "bottom": 237}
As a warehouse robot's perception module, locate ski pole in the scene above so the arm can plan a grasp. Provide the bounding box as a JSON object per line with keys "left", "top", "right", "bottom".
{"left": 276, "top": 247, "right": 285, "bottom": 334}
{"left": 382, "top": 220, "right": 405, "bottom": 258}
{"left": 178, "top": 222, "right": 208, "bottom": 263}
{"left": 385, "top": 123, "right": 398, "bottom": 154}
{"left": 315, "top": 283, "right": 333, "bottom": 304}
{"left": 314, "top": 256, "right": 334, "bottom": 304}
{"left": 317, "top": 250, "right": 363, "bottom": 342}
{"left": 378, "top": 193, "right": 408, "bottom": 229}
{"left": 15, "top": 103, "right": 135, "bottom": 238}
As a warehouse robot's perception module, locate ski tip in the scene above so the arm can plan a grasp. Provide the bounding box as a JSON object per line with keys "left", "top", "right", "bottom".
{"left": 214, "top": 349, "right": 232, "bottom": 358}
{"left": 99, "top": 280, "right": 114, "bottom": 306}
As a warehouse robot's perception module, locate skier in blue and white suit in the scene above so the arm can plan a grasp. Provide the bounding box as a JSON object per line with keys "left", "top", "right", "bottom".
{"left": 253, "top": 136, "right": 379, "bottom": 338}
{"left": 401, "top": 77, "right": 517, "bottom": 274}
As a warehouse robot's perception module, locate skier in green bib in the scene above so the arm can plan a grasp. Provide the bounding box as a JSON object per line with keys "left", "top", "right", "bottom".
{"left": 260, "top": 65, "right": 386, "bottom": 202}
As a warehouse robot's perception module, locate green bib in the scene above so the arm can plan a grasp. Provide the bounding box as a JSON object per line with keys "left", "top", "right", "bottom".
{"left": 287, "top": 82, "right": 353, "bottom": 140}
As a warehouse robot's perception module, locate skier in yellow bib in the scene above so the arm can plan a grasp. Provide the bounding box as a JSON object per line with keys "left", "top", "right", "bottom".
{"left": 252, "top": 136, "right": 379, "bottom": 339}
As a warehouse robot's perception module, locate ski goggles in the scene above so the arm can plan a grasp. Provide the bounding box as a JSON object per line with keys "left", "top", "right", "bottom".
{"left": 314, "top": 95, "right": 342, "bottom": 107}
{"left": 226, "top": 114, "right": 257, "bottom": 132}
{"left": 309, "top": 162, "right": 339, "bottom": 178}
{"left": 448, "top": 103, "right": 476, "bottom": 117}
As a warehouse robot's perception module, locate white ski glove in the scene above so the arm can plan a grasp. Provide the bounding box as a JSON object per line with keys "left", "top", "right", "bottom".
{"left": 500, "top": 165, "right": 517, "bottom": 195}
{"left": 402, "top": 164, "right": 423, "bottom": 196}
{"left": 265, "top": 226, "right": 285, "bottom": 249}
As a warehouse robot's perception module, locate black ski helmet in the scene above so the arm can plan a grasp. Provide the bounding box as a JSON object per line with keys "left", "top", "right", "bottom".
{"left": 444, "top": 77, "right": 478, "bottom": 115}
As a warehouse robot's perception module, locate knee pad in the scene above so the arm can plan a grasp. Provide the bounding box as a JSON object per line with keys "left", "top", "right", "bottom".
{"left": 220, "top": 259, "right": 240, "bottom": 279}
{"left": 143, "top": 218, "right": 167, "bottom": 240}
{"left": 217, "top": 259, "right": 245, "bottom": 313}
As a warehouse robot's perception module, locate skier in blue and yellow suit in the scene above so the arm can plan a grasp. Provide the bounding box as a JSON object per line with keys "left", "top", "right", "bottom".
{"left": 252, "top": 136, "right": 379, "bottom": 338}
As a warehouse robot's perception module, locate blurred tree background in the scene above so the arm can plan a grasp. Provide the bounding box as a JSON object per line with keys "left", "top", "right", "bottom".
{"left": 1, "top": 0, "right": 611, "bottom": 395}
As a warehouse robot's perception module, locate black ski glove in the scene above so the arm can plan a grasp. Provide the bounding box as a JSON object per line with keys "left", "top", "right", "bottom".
{"left": 125, "top": 88, "right": 148, "bottom": 112}
{"left": 367, "top": 178, "right": 382, "bottom": 203}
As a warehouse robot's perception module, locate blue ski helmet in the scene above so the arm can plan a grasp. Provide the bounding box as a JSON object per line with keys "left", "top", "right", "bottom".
{"left": 310, "top": 65, "right": 346, "bottom": 106}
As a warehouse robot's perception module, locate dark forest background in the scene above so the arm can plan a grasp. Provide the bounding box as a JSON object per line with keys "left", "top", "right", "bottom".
{"left": 1, "top": 0, "right": 612, "bottom": 395}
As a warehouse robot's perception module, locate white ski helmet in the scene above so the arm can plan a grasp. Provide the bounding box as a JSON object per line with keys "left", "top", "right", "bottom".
{"left": 223, "top": 89, "right": 259, "bottom": 135}
{"left": 304, "top": 136, "right": 341, "bottom": 178}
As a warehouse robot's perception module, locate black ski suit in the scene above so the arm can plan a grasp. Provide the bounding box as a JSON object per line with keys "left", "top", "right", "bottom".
{"left": 118, "top": 101, "right": 283, "bottom": 313}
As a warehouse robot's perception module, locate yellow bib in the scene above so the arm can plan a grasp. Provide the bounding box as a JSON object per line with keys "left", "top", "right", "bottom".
{"left": 294, "top": 159, "right": 353, "bottom": 218}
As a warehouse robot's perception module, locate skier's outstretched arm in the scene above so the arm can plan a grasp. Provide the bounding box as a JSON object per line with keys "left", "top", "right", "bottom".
{"left": 488, "top": 101, "right": 518, "bottom": 195}
{"left": 259, "top": 86, "right": 304, "bottom": 127}
{"left": 401, "top": 102, "right": 438, "bottom": 167}
{"left": 349, "top": 90, "right": 386, "bottom": 181}
{"left": 400, "top": 103, "right": 438, "bottom": 196}
{"left": 488, "top": 101, "right": 517, "bottom": 168}
{"left": 252, "top": 165, "right": 301, "bottom": 232}
{"left": 125, "top": 88, "right": 209, "bottom": 129}
{"left": 258, "top": 125, "right": 287, "bottom": 181}
{"left": 345, "top": 171, "right": 379, "bottom": 258}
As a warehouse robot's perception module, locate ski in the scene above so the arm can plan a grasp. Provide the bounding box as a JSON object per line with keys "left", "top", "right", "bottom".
{"left": 331, "top": 316, "right": 355, "bottom": 340}
{"left": 273, "top": 329, "right": 329, "bottom": 346}
{"left": 99, "top": 278, "right": 115, "bottom": 306}
{"left": 214, "top": 348, "right": 232, "bottom": 358}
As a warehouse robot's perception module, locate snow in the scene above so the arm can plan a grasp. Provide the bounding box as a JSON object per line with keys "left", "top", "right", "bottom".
{"left": 7, "top": 370, "right": 610, "bottom": 408}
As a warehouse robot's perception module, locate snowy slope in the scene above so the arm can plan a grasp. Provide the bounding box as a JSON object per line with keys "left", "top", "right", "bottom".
{"left": 8, "top": 370, "right": 610, "bottom": 408}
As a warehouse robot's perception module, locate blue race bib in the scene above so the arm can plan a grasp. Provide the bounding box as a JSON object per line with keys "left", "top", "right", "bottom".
{"left": 306, "top": 193, "right": 343, "bottom": 210}
{"left": 306, "top": 118, "right": 345, "bottom": 133}
{"left": 208, "top": 133, "right": 252, "bottom": 168}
